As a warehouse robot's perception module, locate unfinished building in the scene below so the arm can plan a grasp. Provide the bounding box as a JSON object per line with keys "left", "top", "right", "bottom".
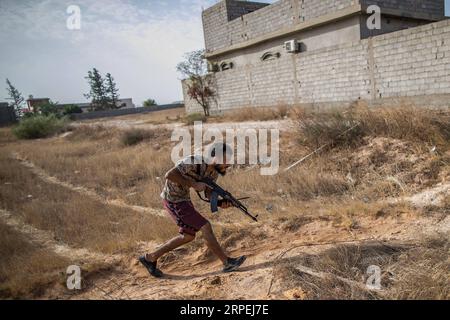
{"left": 182, "top": 0, "right": 449, "bottom": 113}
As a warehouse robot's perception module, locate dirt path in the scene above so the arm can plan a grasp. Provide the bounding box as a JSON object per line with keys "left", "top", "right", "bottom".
{"left": 0, "top": 208, "right": 116, "bottom": 264}
{"left": 11, "top": 152, "right": 169, "bottom": 219}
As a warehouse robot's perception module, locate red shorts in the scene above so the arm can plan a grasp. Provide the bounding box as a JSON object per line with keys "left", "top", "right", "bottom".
{"left": 162, "top": 200, "right": 208, "bottom": 236}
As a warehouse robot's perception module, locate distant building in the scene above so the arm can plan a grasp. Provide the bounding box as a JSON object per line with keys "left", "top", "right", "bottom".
{"left": 26, "top": 97, "right": 50, "bottom": 112}
{"left": 117, "top": 98, "right": 135, "bottom": 109}
{"left": 57, "top": 98, "right": 135, "bottom": 113}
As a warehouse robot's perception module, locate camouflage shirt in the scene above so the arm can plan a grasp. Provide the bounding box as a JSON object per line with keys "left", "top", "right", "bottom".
{"left": 160, "top": 155, "right": 219, "bottom": 203}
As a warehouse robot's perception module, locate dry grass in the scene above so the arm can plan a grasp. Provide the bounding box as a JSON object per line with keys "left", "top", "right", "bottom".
{"left": 5, "top": 105, "right": 448, "bottom": 220}
{"left": 0, "top": 222, "right": 70, "bottom": 299}
{"left": 0, "top": 127, "right": 17, "bottom": 144}
{"left": 386, "top": 236, "right": 450, "bottom": 299}
{"left": 115, "top": 105, "right": 292, "bottom": 125}
{"left": 211, "top": 105, "right": 291, "bottom": 123}
{"left": 297, "top": 102, "right": 450, "bottom": 149}
{"left": 7, "top": 126, "right": 173, "bottom": 208}
{"left": 276, "top": 236, "right": 449, "bottom": 300}
{"left": 0, "top": 152, "right": 176, "bottom": 253}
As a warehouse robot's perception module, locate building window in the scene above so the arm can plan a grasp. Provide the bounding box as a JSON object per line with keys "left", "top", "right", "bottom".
{"left": 208, "top": 62, "right": 219, "bottom": 73}
{"left": 260, "top": 51, "right": 281, "bottom": 61}
{"left": 220, "top": 61, "right": 234, "bottom": 71}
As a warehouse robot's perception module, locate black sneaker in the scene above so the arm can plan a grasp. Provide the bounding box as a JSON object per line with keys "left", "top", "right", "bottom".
{"left": 223, "top": 255, "right": 247, "bottom": 273}
{"left": 139, "top": 256, "right": 163, "bottom": 278}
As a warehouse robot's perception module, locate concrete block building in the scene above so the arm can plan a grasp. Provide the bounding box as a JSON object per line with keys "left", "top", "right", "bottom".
{"left": 182, "top": 0, "right": 449, "bottom": 113}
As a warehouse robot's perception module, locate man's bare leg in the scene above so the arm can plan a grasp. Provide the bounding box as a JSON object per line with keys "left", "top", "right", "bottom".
{"left": 145, "top": 233, "right": 195, "bottom": 262}
{"left": 200, "top": 222, "right": 228, "bottom": 264}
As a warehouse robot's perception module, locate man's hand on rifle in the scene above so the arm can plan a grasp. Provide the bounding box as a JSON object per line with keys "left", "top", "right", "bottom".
{"left": 220, "top": 200, "right": 232, "bottom": 209}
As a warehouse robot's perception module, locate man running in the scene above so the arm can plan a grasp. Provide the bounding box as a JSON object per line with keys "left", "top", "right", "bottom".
{"left": 139, "top": 142, "right": 246, "bottom": 278}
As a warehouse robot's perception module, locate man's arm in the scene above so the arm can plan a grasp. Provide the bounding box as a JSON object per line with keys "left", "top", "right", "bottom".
{"left": 165, "top": 167, "right": 207, "bottom": 192}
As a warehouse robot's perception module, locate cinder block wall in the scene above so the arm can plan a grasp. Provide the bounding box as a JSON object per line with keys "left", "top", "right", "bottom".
{"left": 372, "top": 19, "right": 450, "bottom": 99}
{"left": 183, "top": 19, "right": 450, "bottom": 113}
{"left": 360, "top": 0, "right": 445, "bottom": 18}
{"left": 203, "top": 0, "right": 360, "bottom": 53}
{"left": 203, "top": 0, "right": 445, "bottom": 54}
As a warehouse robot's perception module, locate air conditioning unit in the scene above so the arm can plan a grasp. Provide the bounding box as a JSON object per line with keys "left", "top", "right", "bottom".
{"left": 284, "top": 39, "right": 299, "bottom": 53}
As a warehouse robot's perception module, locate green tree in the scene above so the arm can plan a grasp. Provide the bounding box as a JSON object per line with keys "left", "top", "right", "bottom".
{"left": 143, "top": 98, "right": 157, "bottom": 107}
{"left": 84, "top": 68, "right": 110, "bottom": 111}
{"left": 5, "top": 78, "right": 25, "bottom": 118}
{"left": 37, "top": 101, "right": 61, "bottom": 117}
{"left": 63, "top": 104, "right": 83, "bottom": 115}
{"left": 176, "top": 50, "right": 215, "bottom": 117}
{"left": 105, "top": 73, "right": 120, "bottom": 109}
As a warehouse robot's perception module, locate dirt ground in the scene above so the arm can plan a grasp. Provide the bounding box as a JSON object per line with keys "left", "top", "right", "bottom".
{"left": 0, "top": 106, "right": 449, "bottom": 300}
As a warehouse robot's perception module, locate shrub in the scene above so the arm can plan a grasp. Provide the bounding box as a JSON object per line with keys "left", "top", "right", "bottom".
{"left": 12, "top": 114, "right": 67, "bottom": 139}
{"left": 63, "top": 105, "right": 83, "bottom": 115}
{"left": 185, "top": 112, "right": 207, "bottom": 125}
{"left": 298, "top": 109, "right": 364, "bottom": 148}
{"left": 298, "top": 102, "right": 450, "bottom": 149}
{"left": 143, "top": 99, "right": 157, "bottom": 107}
{"left": 37, "top": 102, "right": 61, "bottom": 117}
{"left": 21, "top": 111, "right": 36, "bottom": 119}
{"left": 351, "top": 103, "right": 450, "bottom": 146}
{"left": 120, "top": 128, "right": 155, "bottom": 146}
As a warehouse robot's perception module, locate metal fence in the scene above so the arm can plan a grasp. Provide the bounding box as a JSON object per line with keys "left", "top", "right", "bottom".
{"left": 71, "top": 103, "right": 184, "bottom": 121}
{"left": 0, "top": 104, "right": 17, "bottom": 126}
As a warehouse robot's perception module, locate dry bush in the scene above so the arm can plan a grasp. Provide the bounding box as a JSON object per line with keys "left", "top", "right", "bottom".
{"left": 276, "top": 236, "right": 449, "bottom": 300}
{"left": 298, "top": 109, "right": 364, "bottom": 149}
{"left": 120, "top": 128, "right": 157, "bottom": 146}
{"left": 66, "top": 124, "right": 116, "bottom": 141}
{"left": 352, "top": 103, "right": 450, "bottom": 147}
{"left": 222, "top": 153, "right": 350, "bottom": 204}
{"left": 386, "top": 236, "right": 450, "bottom": 299}
{"left": 297, "top": 102, "right": 450, "bottom": 149}
{"left": 0, "top": 223, "right": 70, "bottom": 299}
{"left": 185, "top": 113, "right": 207, "bottom": 125}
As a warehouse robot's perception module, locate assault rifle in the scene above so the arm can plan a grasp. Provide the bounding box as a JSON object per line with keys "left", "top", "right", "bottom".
{"left": 197, "top": 177, "right": 258, "bottom": 222}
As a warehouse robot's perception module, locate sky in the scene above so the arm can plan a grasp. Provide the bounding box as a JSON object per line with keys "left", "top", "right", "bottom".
{"left": 446, "top": 0, "right": 450, "bottom": 17}
{"left": 0, "top": 0, "right": 273, "bottom": 106}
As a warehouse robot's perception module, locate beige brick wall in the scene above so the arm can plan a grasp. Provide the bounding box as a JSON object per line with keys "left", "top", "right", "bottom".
{"left": 184, "top": 19, "right": 450, "bottom": 113}
{"left": 372, "top": 19, "right": 450, "bottom": 98}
